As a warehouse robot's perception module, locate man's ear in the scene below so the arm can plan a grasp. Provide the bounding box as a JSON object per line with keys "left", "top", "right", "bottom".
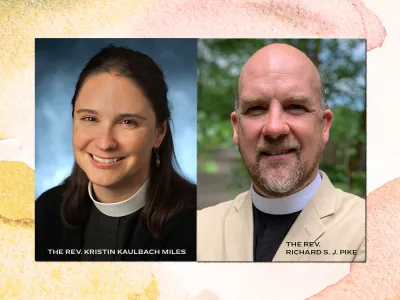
{"left": 231, "top": 111, "right": 239, "bottom": 146}
{"left": 321, "top": 109, "right": 333, "bottom": 145}
{"left": 155, "top": 121, "right": 167, "bottom": 148}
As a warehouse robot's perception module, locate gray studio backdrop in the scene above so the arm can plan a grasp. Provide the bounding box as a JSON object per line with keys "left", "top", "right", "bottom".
{"left": 35, "top": 38, "right": 197, "bottom": 199}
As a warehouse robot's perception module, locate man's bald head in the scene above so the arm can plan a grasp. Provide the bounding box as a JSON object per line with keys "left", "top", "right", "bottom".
{"left": 231, "top": 42, "right": 334, "bottom": 197}
{"left": 236, "top": 43, "right": 326, "bottom": 111}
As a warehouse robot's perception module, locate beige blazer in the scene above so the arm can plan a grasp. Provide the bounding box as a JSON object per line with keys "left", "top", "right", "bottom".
{"left": 197, "top": 171, "right": 365, "bottom": 262}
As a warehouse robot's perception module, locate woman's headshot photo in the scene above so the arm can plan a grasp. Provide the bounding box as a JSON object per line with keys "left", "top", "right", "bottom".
{"left": 35, "top": 39, "right": 197, "bottom": 262}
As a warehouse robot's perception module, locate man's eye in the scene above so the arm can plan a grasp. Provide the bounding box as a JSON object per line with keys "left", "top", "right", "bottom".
{"left": 287, "top": 104, "right": 306, "bottom": 110}
{"left": 247, "top": 106, "right": 264, "bottom": 113}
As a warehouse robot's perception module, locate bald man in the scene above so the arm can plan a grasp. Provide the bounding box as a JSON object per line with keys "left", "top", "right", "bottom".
{"left": 197, "top": 43, "right": 365, "bottom": 262}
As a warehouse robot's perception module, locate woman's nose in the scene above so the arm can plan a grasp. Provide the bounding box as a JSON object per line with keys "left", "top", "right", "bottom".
{"left": 95, "top": 129, "right": 118, "bottom": 151}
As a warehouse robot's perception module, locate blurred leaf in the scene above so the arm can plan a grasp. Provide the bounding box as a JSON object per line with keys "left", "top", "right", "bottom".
{"left": 202, "top": 160, "right": 218, "bottom": 173}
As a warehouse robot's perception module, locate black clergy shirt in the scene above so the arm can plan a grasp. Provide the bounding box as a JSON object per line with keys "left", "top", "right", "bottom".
{"left": 253, "top": 204, "right": 301, "bottom": 262}
{"left": 35, "top": 184, "right": 197, "bottom": 262}
{"left": 81, "top": 205, "right": 142, "bottom": 261}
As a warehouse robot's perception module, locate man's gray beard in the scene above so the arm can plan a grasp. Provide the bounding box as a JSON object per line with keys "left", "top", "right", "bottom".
{"left": 238, "top": 139, "right": 324, "bottom": 198}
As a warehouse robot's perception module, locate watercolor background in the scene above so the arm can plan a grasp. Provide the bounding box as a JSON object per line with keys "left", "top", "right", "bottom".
{"left": 0, "top": 0, "right": 399, "bottom": 299}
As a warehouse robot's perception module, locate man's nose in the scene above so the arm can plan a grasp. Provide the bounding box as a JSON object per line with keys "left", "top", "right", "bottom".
{"left": 261, "top": 106, "right": 290, "bottom": 139}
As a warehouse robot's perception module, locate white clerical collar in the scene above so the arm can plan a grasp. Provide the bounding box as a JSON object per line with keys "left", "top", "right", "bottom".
{"left": 88, "top": 180, "right": 148, "bottom": 217}
{"left": 252, "top": 172, "right": 322, "bottom": 215}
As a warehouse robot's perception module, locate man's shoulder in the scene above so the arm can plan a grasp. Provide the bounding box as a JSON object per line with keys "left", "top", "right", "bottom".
{"left": 319, "top": 171, "right": 365, "bottom": 215}
{"left": 333, "top": 187, "right": 365, "bottom": 217}
{"left": 316, "top": 183, "right": 365, "bottom": 242}
{"left": 197, "top": 200, "right": 234, "bottom": 219}
{"left": 197, "top": 190, "right": 250, "bottom": 219}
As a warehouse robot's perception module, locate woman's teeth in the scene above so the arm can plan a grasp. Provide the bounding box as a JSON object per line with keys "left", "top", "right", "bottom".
{"left": 92, "top": 155, "right": 122, "bottom": 163}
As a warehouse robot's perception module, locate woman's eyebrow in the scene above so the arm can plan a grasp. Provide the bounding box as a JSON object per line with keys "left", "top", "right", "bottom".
{"left": 75, "top": 108, "right": 98, "bottom": 115}
{"left": 75, "top": 109, "right": 147, "bottom": 120}
{"left": 118, "top": 113, "right": 147, "bottom": 120}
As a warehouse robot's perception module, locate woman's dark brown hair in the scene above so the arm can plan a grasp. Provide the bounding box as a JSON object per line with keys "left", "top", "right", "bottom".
{"left": 61, "top": 44, "right": 195, "bottom": 237}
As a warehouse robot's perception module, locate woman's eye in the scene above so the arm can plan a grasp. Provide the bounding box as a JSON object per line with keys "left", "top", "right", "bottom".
{"left": 121, "top": 120, "right": 138, "bottom": 126}
{"left": 82, "top": 117, "right": 96, "bottom": 122}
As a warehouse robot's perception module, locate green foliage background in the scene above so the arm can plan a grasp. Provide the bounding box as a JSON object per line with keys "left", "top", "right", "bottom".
{"left": 198, "top": 39, "right": 366, "bottom": 198}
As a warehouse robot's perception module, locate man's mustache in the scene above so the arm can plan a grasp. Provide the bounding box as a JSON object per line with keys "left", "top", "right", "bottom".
{"left": 256, "top": 139, "right": 301, "bottom": 153}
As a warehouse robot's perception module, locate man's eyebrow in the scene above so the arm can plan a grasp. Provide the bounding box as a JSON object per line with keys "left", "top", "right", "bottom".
{"left": 75, "top": 109, "right": 147, "bottom": 120}
{"left": 241, "top": 96, "right": 314, "bottom": 103}
{"left": 284, "top": 96, "right": 314, "bottom": 105}
{"left": 239, "top": 97, "right": 269, "bottom": 106}
{"left": 238, "top": 96, "right": 315, "bottom": 110}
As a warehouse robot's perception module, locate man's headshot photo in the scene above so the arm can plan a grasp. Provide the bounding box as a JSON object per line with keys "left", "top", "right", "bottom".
{"left": 197, "top": 39, "right": 366, "bottom": 262}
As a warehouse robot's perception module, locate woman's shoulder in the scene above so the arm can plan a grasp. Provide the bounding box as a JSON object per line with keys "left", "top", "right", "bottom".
{"left": 173, "top": 178, "right": 197, "bottom": 207}
{"left": 167, "top": 187, "right": 197, "bottom": 228}
{"left": 36, "top": 184, "right": 66, "bottom": 211}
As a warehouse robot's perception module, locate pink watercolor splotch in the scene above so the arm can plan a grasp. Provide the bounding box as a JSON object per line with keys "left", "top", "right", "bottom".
{"left": 349, "top": 0, "right": 387, "bottom": 50}
{"left": 123, "top": 0, "right": 386, "bottom": 51}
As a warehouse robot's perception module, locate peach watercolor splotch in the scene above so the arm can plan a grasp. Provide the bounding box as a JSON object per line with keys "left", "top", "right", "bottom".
{"left": 133, "top": 0, "right": 385, "bottom": 50}
{"left": 308, "top": 179, "right": 400, "bottom": 300}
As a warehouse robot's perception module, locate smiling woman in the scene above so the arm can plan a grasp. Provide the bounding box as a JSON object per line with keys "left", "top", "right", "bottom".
{"left": 34, "top": 40, "right": 197, "bottom": 262}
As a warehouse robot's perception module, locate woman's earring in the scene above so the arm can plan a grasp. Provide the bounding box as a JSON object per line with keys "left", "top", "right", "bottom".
{"left": 154, "top": 148, "right": 160, "bottom": 167}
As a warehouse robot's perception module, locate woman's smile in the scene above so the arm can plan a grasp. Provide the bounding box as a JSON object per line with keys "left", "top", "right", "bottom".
{"left": 88, "top": 153, "right": 126, "bottom": 169}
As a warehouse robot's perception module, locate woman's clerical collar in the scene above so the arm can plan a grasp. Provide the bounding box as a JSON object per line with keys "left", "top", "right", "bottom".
{"left": 88, "top": 180, "right": 148, "bottom": 217}
{"left": 252, "top": 172, "right": 322, "bottom": 215}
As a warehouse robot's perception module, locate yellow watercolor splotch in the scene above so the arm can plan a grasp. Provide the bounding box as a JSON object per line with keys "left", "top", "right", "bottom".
{"left": 128, "top": 275, "right": 160, "bottom": 300}
{"left": 0, "top": 159, "right": 160, "bottom": 299}
{"left": 0, "top": 161, "right": 34, "bottom": 223}
{"left": 0, "top": 0, "right": 146, "bottom": 75}
{"left": 0, "top": 220, "right": 161, "bottom": 299}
